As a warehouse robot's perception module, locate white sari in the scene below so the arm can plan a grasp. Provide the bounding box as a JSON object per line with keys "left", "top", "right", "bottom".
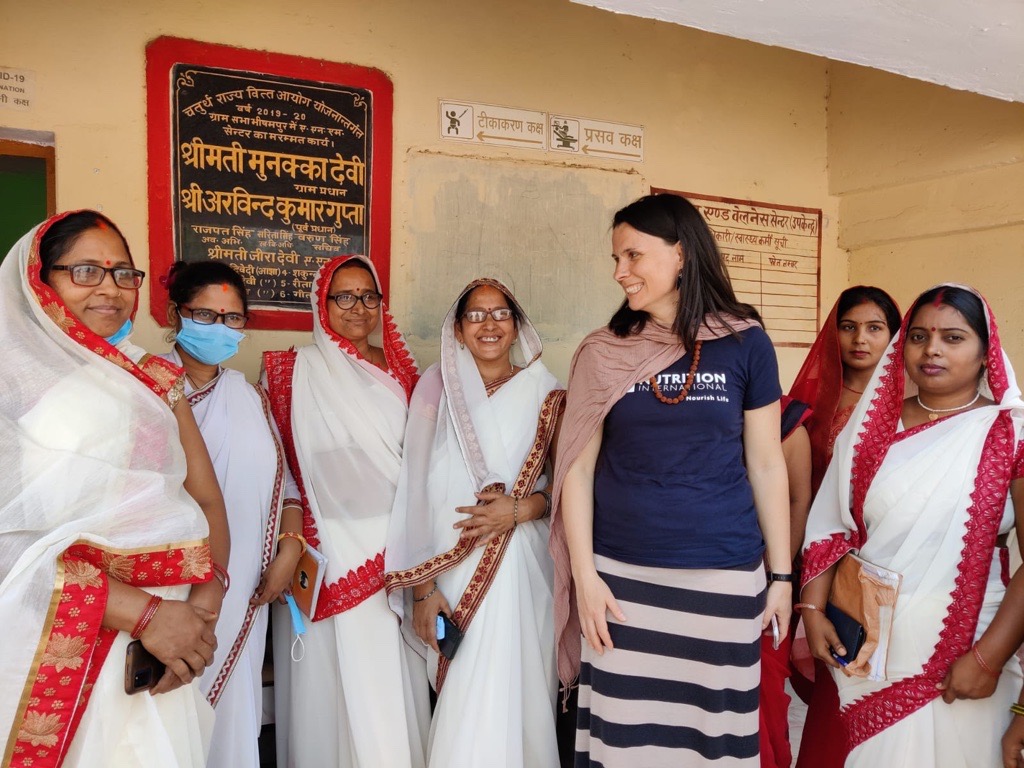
{"left": 0, "top": 215, "right": 213, "bottom": 768}
{"left": 803, "top": 284, "right": 1024, "bottom": 766}
{"left": 265, "top": 255, "right": 427, "bottom": 768}
{"left": 386, "top": 279, "right": 564, "bottom": 768}
{"left": 160, "top": 349, "right": 297, "bottom": 768}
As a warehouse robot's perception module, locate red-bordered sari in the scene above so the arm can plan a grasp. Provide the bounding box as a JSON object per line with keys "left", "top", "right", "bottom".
{"left": 0, "top": 213, "right": 213, "bottom": 768}
{"left": 263, "top": 255, "right": 426, "bottom": 768}
{"left": 802, "top": 285, "right": 1024, "bottom": 765}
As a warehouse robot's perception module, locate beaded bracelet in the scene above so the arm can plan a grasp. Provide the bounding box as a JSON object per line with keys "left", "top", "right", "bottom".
{"left": 513, "top": 497, "right": 519, "bottom": 529}
{"left": 414, "top": 582, "right": 438, "bottom": 603}
{"left": 1010, "top": 703, "right": 1024, "bottom": 717}
{"left": 794, "top": 602, "right": 822, "bottom": 613}
{"left": 973, "top": 644, "right": 1001, "bottom": 678}
{"left": 212, "top": 562, "right": 231, "bottom": 595}
{"left": 131, "top": 594, "right": 164, "bottom": 639}
{"left": 278, "top": 531, "right": 308, "bottom": 556}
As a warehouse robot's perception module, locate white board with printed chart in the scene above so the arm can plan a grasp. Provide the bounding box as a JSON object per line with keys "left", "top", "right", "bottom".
{"left": 656, "top": 188, "right": 822, "bottom": 348}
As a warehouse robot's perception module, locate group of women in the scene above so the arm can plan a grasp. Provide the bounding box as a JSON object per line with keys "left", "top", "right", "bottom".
{"left": 4, "top": 195, "right": 1024, "bottom": 768}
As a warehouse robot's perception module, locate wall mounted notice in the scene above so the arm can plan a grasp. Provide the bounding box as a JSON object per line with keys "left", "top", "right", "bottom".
{"left": 548, "top": 114, "right": 643, "bottom": 162}
{"left": 439, "top": 101, "right": 546, "bottom": 149}
{"left": 656, "top": 188, "right": 821, "bottom": 348}
{"left": 147, "top": 37, "right": 393, "bottom": 331}
{"left": 0, "top": 67, "right": 34, "bottom": 111}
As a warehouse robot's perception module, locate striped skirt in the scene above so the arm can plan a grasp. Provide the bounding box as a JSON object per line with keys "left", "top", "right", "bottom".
{"left": 575, "top": 554, "right": 766, "bottom": 768}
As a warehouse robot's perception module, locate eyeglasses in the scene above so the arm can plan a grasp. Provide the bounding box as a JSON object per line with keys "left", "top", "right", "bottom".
{"left": 462, "top": 308, "right": 514, "bottom": 324}
{"left": 50, "top": 264, "right": 146, "bottom": 289}
{"left": 179, "top": 305, "right": 249, "bottom": 329}
{"left": 328, "top": 292, "right": 382, "bottom": 310}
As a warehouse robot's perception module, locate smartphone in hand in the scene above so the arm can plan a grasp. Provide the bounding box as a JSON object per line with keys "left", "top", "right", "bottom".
{"left": 435, "top": 613, "right": 464, "bottom": 660}
{"left": 124, "top": 640, "right": 166, "bottom": 695}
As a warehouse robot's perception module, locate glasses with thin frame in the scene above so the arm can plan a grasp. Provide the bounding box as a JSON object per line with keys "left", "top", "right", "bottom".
{"left": 50, "top": 264, "right": 146, "bottom": 290}
{"left": 328, "top": 292, "right": 382, "bottom": 310}
{"left": 179, "top": 305, "right": 249, "bottom": 329}
{"left": 462, "top": 308, "right": 514, "bottom": 324}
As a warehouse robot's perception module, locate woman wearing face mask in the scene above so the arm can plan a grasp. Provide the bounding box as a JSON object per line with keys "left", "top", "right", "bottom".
{"left": 263, "top": 255, "right": 427, "bottom": 768}
{"left": 160, "top": 260, "right": 303, "bottom": 768}
{"left": 0, "top": 211, "right": 230, "bottom": 766}
{"left": 802, "top": 285, "right": 1024, "bottom": 767}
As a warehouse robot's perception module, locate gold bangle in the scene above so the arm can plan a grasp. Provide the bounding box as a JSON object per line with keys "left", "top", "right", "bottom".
{"left": 1011, "top": 703, "right": 1024, "bottom": 717}
{"left": 277, "top": 531, "right": 307, "bottom": 556}
{"left": 513, "top": 497, "right": 519, "bottom": 529}
{"left": 794, "top": 602, "right": 822, "bottom": 613}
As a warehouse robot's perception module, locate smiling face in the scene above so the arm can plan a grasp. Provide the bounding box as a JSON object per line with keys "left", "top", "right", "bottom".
{"left": 45, "top": 226, "right": 135, "bottom": 337}
{"left": 325, "top": 263, "right": 380, "bottom": 345}
{"left": 611, "top": 223, "right": 683, "bottom": 326}
{"left": 837, "top": 301, "right": 892, "bottom": 374}
{"left": 903, "top": 303, "right": 987, "bottom": 398}
{"left": 454, "top": 285, "right": 517, "bottom": 366}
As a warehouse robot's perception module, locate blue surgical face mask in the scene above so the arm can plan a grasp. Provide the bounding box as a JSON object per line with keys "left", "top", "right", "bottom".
{"left": 105, "top": 319, "right": 133, "bottom": 346}
{"left": 176, "top": 317, "right": 245, "bottom": 365}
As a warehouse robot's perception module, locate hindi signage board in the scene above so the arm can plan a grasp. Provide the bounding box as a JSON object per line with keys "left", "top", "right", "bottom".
{"left": 438, "top": 100, "right": 546, "bottom": 150}
{"left": 656, "top": 188, "right": 822, "bottom": 347}
{"left": 147, "top": 37, "right": 393, "bottom": 330}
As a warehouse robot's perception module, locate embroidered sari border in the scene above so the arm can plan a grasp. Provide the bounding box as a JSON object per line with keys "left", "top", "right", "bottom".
{"left": 205, "top": 386, "right": 286, "bottom": 707}
{"left": 434, "top": 389, "right": 565, "bottom": 693}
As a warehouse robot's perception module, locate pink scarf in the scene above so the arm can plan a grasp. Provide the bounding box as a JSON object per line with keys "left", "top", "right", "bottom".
{"left": 549, "top": 315, "right": 758, "bottom": 687}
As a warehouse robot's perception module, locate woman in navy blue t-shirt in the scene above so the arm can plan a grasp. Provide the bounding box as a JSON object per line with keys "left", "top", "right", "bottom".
{"left": 550, "top": 194, "right": 791, "bottom": 767}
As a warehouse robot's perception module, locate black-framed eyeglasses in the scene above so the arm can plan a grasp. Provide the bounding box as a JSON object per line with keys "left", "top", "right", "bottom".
{"left": 462, "top": 308, "right": 514, "bottom": 324}
{"left": 50, "top": 264, "right": 145, "bottom": 289}
{"left": 328, "top": 292, "right": 382, "bottom": 310}
{"left": 179, "top": 305, "right": 249, "bottom": 329}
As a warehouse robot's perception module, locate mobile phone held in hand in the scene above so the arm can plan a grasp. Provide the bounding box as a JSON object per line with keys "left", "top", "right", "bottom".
{"left": 435, "top": 612, "right": 464, "bottom": 661}
{"left": 124, "top": 639, "right": 166, "bottom": 695}
{"left": 770, "top": 615, "right": 780, "bottom": 651}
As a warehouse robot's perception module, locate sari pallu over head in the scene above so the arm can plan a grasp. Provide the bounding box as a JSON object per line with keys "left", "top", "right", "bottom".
{"left": 384, "top": 280, "right": 563, "bottom": 664}
{"left": 0, "top": 214, "right": 211, "bottom": 767}
{"left": 264, "top": 254, "right": 418, "bottom": 621}
{"left": 548, "top": 312, "right": 759, "bottom": 691}
{"left": 801, "top": 284, "right": 1024, "bottom": 750}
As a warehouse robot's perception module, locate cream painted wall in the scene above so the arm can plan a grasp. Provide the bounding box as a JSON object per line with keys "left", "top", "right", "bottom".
{"left": 828, "top": 62, "right": 1024, "bottom": 365}
{"left": 1, "top": 0, "right": 843, "bottom": 384}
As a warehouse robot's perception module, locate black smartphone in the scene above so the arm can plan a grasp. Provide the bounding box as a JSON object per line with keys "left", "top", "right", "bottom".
{"left": 825, "top": 602, "right": 866, "bottom": 665}
{"left": 436, "top": 612, "right": 464, "bottom": 661}
{"left": 124, "top": 639, "right": 166, "bottom": 695}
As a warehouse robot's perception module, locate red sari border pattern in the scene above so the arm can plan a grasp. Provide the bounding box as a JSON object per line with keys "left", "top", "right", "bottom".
{"left": 4, "top": 540, "right": 211, "bottom": 768}
{"left": 262, "top": 350, "right": 386, "bottom": 622}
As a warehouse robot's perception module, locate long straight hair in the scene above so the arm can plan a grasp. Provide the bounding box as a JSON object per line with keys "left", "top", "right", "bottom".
{"left": 608, "top": 194, "right": 758, "bottom": 348}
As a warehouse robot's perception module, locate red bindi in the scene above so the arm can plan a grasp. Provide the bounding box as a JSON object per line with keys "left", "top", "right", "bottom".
{"left": 931, "top": 326, "right": 936, "bottom": 331}
{"left": 104, "top": 260, "right": 112, "bottom": 266}
{"left": 221, "top": 283, "right": 229, "bottom": 292}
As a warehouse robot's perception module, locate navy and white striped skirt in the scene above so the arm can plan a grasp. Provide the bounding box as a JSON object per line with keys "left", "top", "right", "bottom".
{"left": 575, "top": 554, "right": 766, "bottom": 767}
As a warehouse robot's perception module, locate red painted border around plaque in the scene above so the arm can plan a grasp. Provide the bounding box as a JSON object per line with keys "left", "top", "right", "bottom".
{"left": 145, "top": 36, "right": 393, "bottom": 332}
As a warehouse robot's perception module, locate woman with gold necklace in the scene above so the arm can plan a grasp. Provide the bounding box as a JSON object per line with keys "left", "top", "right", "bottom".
{"left": 802, "top": 285, "right": 1024, "bottom": 767}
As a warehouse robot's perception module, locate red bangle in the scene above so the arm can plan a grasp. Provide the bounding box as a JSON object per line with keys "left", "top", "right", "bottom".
{"left": 973, "top": 644, "right": 1001, "bottom": 678}
{"left": 212, "top": 562, "right": 230, "bottom": 595}
{"left": 130, "top": 595, "right": 163, "bottom": 639}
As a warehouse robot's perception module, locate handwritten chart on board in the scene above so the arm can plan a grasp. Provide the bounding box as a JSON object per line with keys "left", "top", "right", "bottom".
{"left": 684, "top": 193, "right": 822, "bottom": 348}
